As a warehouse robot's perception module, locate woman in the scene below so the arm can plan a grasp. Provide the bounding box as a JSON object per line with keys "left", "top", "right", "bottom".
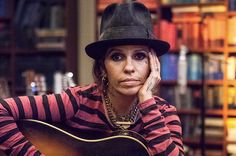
{"left": 0, "top": 1, "right": 183, "bottom": 156}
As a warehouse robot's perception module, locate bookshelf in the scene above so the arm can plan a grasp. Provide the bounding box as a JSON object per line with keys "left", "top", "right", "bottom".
{"left": 96, "top": 0, "right": 236, "bottom": 156}
{"left": 158, "top": 0, "right": 236, "bottom": 156}
{"left": 0, "top": 0, "right": 78, "bottom": 96}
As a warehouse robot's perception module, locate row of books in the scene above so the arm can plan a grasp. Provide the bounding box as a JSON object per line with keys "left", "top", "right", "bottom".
{"left": 159, "top": 85, "right": 202, "bottom": 109}
{"left": 0, "top": 77, "right": 10, "bottom": 99}
{"left": 15, "top": 55, "right": 65, "bottom": 93}
{"left": 98, "top": 0, "right": 157, "bottom": 11}
{"left": 227, "top": 56, "right": 236, "bottom": 80}
{"left": 162, "top": 0, "right": 223, "bottom": 4}
{"left": 160, "top": 53, "right": 203, "bottom": 81}
{"left": 160, "top": 82, "right": 236, "bottom": 110}
{"left": 181, "top": 117, "right": 235, "bottom": 155}
{"left": 35, "top": 28, "right": 66, "bottom": 50}
{"left": 204, "top": 54, "right": 224, "bottom": 80}
{"left": 206, "top": 54, "right": 236, "bottom": 81}
{"left": 14, "top": 0, "right": 65, "bottom": 49}
{"left": 206, "top": 86, "right": 223, "bottom": 109}
{"left": 185, "top": 148, "right": 223, "bottom": 156}
{"left": 203, "top": 85, "right": 236, "bottom": 109}
{"left": 0, "top": 56, "right": 10, "bottom": 78}
{"left": 180, "top": 115, "right": 200, "bottom": 139}
{"left": 155, "top": 13, "right": 236, "bottom": 49}
{"left": 0, "top": 0, "right": 9, "bottom": 18}
{"left": 229, "top": 0, "right": 236, "bottom": 11}
{"left": 161, "top": 52, "right": 236, "bottom": 81}
{"left": 0, "top": 23, "right": 10, "bottom": 47}
{"left": 203, "top": 117, "right": 236, "bottom": 141}
{"left": 204, "top": 117, "right": 224, "bottom": 141}
{"left": 22, "top": 70, "right": 76, "bottom": 96}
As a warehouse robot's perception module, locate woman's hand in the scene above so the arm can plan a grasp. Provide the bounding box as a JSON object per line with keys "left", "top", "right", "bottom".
{"left": 138, "top": 50, "right": 161, "bottom": 103}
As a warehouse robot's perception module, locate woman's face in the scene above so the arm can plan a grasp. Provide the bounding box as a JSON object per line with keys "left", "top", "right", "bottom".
{"left": 104, "top": 45, "right": 150, "bottom": 96}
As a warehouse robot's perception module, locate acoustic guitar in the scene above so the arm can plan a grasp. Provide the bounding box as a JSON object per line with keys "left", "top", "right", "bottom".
{"left": 0, "top": 119, "right": 150, "bottom": 156}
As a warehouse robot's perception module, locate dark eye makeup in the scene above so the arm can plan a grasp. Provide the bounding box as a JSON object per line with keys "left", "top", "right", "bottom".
{"left": 106, "top": 47, "right": 149, "bottom": 61}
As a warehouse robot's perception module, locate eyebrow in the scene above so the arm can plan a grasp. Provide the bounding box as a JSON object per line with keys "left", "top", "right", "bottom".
{"left": 107, "top": 48, "right": 121, "bottom": 53}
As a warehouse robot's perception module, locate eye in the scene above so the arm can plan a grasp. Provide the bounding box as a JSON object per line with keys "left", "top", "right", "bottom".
{"left": 110, "top": 53, "right": 123, "bottom": 61}
{"left": 134, "top": 52, "right": 147, "bottom": 60}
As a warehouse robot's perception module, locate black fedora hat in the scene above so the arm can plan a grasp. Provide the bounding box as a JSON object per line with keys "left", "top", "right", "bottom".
{"left": 85, "top": 2, "right": 170, "bottom": 59}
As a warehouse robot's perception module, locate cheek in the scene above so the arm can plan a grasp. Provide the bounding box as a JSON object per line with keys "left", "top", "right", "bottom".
{"left": 105, "top": 62, "right": 120, "bottom": 82}
{"left": 137, "top": 62, "right": 150, "bottom": 78}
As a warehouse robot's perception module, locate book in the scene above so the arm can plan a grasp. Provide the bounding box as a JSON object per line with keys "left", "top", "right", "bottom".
{"left": 14, "top": 0, "right": 44, "bottom": 48}
{"left": 97, "top": 0, "right": 123, "bottom": 12}
{"left": 187, "top": 54, "right": 202, "bottom": 81}
{"left": 172, "top": 6, "right": 200, "bottom": 13}
{"left": 205, "top": 117, "right": 223, "bottom": 127}
{"left": 228, "top": 16, "right": 236, "bottom": 46}
{"left": 0, "top": 0, "right": 9, "bottom": 18}
{"left": 175, "top": 86, "right": 192, "bottom": 109}
{"left": 0, "top": 77, "right": 10, "bottom": 98}
{"left": 201, "top": 5, "right": 226, "bottom": 13}
{"left": 206, "top": 86, "right": 223, "bottom": 109}
{"left": 0, "top": 23, "right": 10, "bottom": 47}
{"left": 50, "top": 5, "right": 65, "bottom": 29}
{"left": 228, "top": 0, "right": 236, "bottom": 11}
{"left": 35, "top": 28, "right": 66, "bottom": 50}
{"left": 201, "top": 14, "right": 226, "bottom": 49}
{"left": 35, "top": 29, "right": 66, "bottom": 38}
{"left": 227, "top": 57, "right": 236, "bottom": 80}
{"left": 180, "top": 115, "right": 200, "bottom": 138}
{"left": 228, "top": 86, "right": 236, "bottom": 108}
{"left": 160, "top": 53, "right": 178, "bottom": 81}
{"left": 205, "top": 54, "right": 224, "bottom": 80}
{"left": 227, "top": 118, "right": 236, "bottom": 143}
{"left": 36, "top": 42, "right": 65, "bottom": 50}
{"left": 159, "top": 20, "right": 177, "bottom": 50}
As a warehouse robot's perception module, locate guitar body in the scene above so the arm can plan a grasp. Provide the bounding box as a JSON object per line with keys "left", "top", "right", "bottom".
{"left": 1, "top": 119, "right": 150, "bottom": 156}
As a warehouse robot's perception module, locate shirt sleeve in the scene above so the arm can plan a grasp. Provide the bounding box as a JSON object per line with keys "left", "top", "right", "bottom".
{"left": 138, "top": 97, "right": 184, "bottom": 156}
{"left": 0, "top": 87, "right": 80, "bottom": 155}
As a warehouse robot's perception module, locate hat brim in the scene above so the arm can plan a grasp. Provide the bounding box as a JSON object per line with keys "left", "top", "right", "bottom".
{"left": 85, "top": 38, "right": 170, "bottom": 59}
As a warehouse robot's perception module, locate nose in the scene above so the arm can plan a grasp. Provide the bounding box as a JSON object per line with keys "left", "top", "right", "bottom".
{"left": 123, "top": 57, "right": 135, "bottom": 74}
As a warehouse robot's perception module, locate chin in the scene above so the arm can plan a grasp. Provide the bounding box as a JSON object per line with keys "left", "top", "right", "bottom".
{"left": 117, "top": 86, "right": 140, "bottom": 96}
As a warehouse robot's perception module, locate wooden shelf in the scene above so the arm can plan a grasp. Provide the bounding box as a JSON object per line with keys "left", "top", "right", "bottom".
{"left": 228, "top": 11, "right": 236, "bottom": 16}
{"left": 0, "top": 17, "right": 11, "bottom": 22}
{"left": 0, "top": 0, "right": 78, "bottom": 96}
{"left": 227, "top": 140, "right": 236, "bottom": 144}
{"left": 97, "top": 0, "right": 158, "bottom": 14}
{"left": 13, "top": 48, "right": 66, "bottom": 55}
{"left": 228, "top": 80, "right": 236, "bottom": 86}
{"left": 228, "top": 110, "right": 236, "bottom": 117}
{"left": 228, "top": 46, "right": 236, "bottom": 52}
{"left": 0, "top": 48, "right": 12, "bottom": 54}
{"left": 200, "top": 1, "right": 225, "bottom": 6}
{"left": 97, "top": 1, "right": 236, "bottom": 155}
{"left": 206, "top": 109, "right": 224, "bottom": 116}
{"left": 205, "top": 80, "right": 224, "bottom": 85}
{"left": 161, "top": 80, "right": 202, "bottom": 85}
{"left": 205, "top": 139, "right": 224, "bottom": 146}
{"left": 161, "top": 1, "right": 224, "bottom": 8}
{"left": 183, "top": 137, "right": 200, "bottom": 145}
{"left": 161, "top": 3, "right": 199, "bottom": 8}
{"left": 178, "top": 109, "right": 200, "bottom": 115}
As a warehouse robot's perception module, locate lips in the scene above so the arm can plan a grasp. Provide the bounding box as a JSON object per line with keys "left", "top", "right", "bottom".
{"left": 119, "top": 78, "right": 140, "bottom": 86}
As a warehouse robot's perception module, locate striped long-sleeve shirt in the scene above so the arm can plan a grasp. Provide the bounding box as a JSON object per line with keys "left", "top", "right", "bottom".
{"left": 0, "top": 83, "right": 184, "bottom": 156}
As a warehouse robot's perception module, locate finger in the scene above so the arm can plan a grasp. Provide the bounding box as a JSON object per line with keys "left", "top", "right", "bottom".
{"left": 155, "top": 56, "right": 161, "bottom": 81}
{"left": 151, "top": 49, "right": 161, "bottom": 83}
{"left": 149, "top": 50, "right": 157, "bottom": 74}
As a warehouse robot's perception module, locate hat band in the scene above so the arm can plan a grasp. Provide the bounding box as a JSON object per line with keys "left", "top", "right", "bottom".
{"left": 100, "top": 26, "right": 154, "bottom": 40}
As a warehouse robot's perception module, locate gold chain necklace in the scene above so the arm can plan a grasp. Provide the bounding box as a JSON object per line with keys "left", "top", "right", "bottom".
{"left": 103, "top": 91, "right": 139, "bottom": 130}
